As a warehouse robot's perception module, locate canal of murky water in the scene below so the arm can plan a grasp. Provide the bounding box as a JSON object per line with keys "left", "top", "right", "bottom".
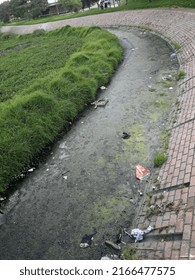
{"left": 0, "top": 27, "right": 179, "bottom": 259}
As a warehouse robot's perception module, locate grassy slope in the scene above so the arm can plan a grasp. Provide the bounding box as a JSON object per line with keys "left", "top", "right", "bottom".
{"left": 0, "top": 26, "right": 123, "bottom": 193}
{"left": 0, "top": 0, "right": 194, "bottom": 26}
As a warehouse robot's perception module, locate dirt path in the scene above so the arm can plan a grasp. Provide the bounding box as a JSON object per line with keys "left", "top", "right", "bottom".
{"left": 0, "top": 27, "right": 179, "bottom": 260}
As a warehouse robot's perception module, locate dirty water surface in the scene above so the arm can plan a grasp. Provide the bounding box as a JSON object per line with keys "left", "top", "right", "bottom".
{"left": 0, "top": 28, "right": 179, "bottom": 260}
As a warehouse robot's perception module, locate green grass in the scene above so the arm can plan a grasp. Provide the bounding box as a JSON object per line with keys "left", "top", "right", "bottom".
{"left": 0, "top": 26, "right": 123, "bottom": 193}
{"left": 153, "top": 152, "right": 168, "bottom": 167}
{"left": 0, "top": 0, "right": 194, "bottom": 26}
{"left": 177, "top": 69, "right": 185, "bottom": 80}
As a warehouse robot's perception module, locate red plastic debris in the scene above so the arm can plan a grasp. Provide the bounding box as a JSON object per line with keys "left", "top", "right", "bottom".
{"left": 135, "top": 164, "right": 150, "bottom": 181}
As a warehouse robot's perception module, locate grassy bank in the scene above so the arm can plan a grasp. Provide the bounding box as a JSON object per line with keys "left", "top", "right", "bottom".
{"left": 0, "top": 26, "right": 123, "bottom": 193}
{"left": 0, "top": 0, "right": 194, "bottom": 26}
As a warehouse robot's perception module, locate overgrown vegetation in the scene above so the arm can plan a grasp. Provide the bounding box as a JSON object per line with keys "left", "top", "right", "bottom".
{"left": 122, "top": 245, "right": 138, "bottom": 260}
{"left": 153, "top": 152, "right": 168, "bottom": 167}
{"left": 177, "top": 69, "right": 185, "bottom": 80}
{"left": 0, "top": 25, "right": 123, "bottom": 193}
{"left": 153, "top": 129, "right": 170, "bottom": 167}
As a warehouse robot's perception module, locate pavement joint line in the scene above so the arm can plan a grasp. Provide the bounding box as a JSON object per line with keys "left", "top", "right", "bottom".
{"left": 179, "top": 54, "right": 195, "bottom": 65}
{"left": 178, "top": 85, "right": 195, "bottom": 96}
{"left": 152, "top": 182, "right": 190, "bottom": 194}
{"left": 168, "top": 116, "right": 195, "bottom": 130}
{"left": 145, "top": 232, "right": 183, "bottom": 241}
{"left": 179, "top": 74, "right": 195, "bottom": 86}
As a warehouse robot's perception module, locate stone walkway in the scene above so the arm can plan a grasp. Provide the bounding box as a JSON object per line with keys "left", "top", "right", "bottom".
{"left": 1, "top": 8, "right": 195, "bottom": 259}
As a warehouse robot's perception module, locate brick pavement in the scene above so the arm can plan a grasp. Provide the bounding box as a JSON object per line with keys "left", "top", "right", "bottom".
{"left": 1, "top": 8, "right": 195, "bottom": 259}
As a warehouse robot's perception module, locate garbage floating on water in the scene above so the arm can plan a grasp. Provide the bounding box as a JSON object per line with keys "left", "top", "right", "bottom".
{"left": 170, "top": 53, "right": 176, "bottom": 58}
{"left": 162, "top": 74, "right": 172, "bottom": 81}
{"left": 122, "top": 132, "right": 130, "bottom": 139}
{"left": 80, "top": 231, "right": 97, "bottom": 248}
{"left": 124, "top": 225, "right": 153, "bottom": 242}
{"left": 100, "top": 86, "right": 107, "bottom": 90}
{"left": 131, "top": 228, "right": 144, "bottom": 242}
{"left": 138, "top": 190, "right": 143, "bottom": 196}
{"left": 135, "top": 164, "right": 150, "bottom": 181}
{"left": 91, "top": 99, "right": 109, "bottom": 109}
{"left": 28, "top": 167, "right": 35, "bottom": 172}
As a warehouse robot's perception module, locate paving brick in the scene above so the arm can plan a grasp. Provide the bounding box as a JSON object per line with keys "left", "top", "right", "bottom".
{"left": 187, "top": 197, "right": 195, "bottom": 209}
{"left": 183, "top": 224, "right": 192, "bottom": 240}
{"left": 189, "top": 248, "right": 195, "bottom": 260}
{"left": 176, "top": 218, "right": 184, "bottom": 232}
{"left": 191, "top": 231, "right": 195, "bottom": 247}
{"left": 171, "top": 250, "right": 180, "bottom": 260}
{"left": 164, "top": 241, "right": 173, "bottom": 259}
{"left": 175, "top": 189, "right": 182, "bottom": 200}
{"left": 185, "top": 211, "right": 193, "bottom": 224}
{"left": 181, "top": 191, "right": 188, "bottom": 204}
{"left": 184, "top": 173, "right": 191, "bottom": 183}
{"left": 189, "top": 186, "right": 195, "bottom": 197}
{"left": 190, "top": 176, "right": 195, "bottom": 186}
{"left": 172, "top": 240, "right": 181, "bottom": 250}
{"left": 192, "top": 215, "right": 195, "bottom": 230}
{"left": 180, "top": 241, "right": 190, "bottom": 258}
{"left": 163, "top": 211, "right": 171, "bottom": 221}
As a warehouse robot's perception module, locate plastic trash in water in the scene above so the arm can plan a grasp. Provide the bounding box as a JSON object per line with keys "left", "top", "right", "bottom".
{"left": 91, "top": 99, "right": 109, "bottom": 109}
{"left": 144, "top": 225, "right": 153, "bottom": 234}
{"left": 131, "top": 228, "right": 144, "bottom": 242}
{"left": 130, "top": 225, "right": 154, "bottom": 242}
{"left": 162, "top": 74, "right": 172, "bottom": 81}
{"left": 100, "top": 86, "right": 107, "bottom": 90}
{"left": 28, "top": 167, "right": 35, "bottom": 172}
{"left": 135, "top": 164, "right": 150, "bottom": 181}
{"left": 122, "top": 132, "right": 130, "bottom": 139}
{"left": 80, "top": 231, "right": 97, "bottom": 248}
{"left": 170, "top": 53, "right": 176, "bottom": 58}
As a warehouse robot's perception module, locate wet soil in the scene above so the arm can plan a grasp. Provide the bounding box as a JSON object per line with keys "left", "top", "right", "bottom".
{"left": 0, "top": 27, "right": 179, "bottom": 260}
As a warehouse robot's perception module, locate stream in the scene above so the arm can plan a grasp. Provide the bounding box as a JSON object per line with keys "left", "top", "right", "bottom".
{"left": 0, "top": 27, "right": 179, "bottom": 260}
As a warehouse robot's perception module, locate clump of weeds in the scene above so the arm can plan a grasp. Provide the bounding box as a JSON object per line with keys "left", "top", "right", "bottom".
{"left": 177, "top": 70, "right": 185, "bottom": 80}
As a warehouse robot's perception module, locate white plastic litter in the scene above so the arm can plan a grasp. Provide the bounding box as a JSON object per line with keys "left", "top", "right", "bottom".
{"left": 131, "top": 229, "right": 144, "bottom": 242}
{"left": 131, "top": 225, "right": 153, "bottom": 242}
{"left": 28, "top": 168, "right": 35, "bottom": 172}
{"left": 144, "top": 225, "right": 153, "bottom": 234}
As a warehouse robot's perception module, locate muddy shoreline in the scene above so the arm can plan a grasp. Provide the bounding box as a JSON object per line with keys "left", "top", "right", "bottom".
{"left": 0, "top": 27, "right": 179, "bottom": 260}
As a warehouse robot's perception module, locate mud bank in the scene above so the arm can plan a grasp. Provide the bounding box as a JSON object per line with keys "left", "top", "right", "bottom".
{"left": 0, "top": 28, "right": 179, "bottom": 260}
